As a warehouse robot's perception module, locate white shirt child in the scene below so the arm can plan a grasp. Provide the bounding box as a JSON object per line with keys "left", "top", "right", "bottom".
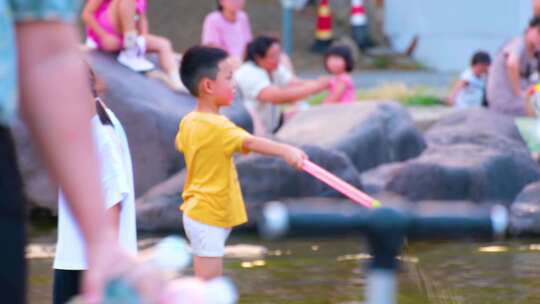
{"left": 455, "top": 68, "right": 487, "bottom": 109}
{"left": 54, "top": 109, "right": 137, "bottom": 270}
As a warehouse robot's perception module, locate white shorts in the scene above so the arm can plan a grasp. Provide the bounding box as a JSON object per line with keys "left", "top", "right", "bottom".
{"left": 182, "top": 214, "right": 232, "bottom": 257}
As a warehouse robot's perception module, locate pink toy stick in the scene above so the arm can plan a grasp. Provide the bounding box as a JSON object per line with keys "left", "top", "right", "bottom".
{"left": 302, "top": 160, "right": 381, "bottom": 209}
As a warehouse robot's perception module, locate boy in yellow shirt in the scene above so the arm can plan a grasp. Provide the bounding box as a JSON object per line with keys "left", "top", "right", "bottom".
{"left": 176, "top": 46, "right": 307, "bottom": 280}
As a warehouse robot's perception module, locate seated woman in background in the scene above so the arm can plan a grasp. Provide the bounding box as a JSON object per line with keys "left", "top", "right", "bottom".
{"left": 82, "top": 0, "right": 183, "bottom": 91}
{"left": 486, "top": 16, "right": 540, "bottom": 116}
{"left": 234, "top": 35, "right": 330, "bottom": 136}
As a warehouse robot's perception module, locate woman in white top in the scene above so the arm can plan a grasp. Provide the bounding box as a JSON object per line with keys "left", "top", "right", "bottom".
{"left": 234, "top": 35, "right": 330, "bottom": 136}
{"left": 52, "top": 67, "right": 137, "bottom": 304}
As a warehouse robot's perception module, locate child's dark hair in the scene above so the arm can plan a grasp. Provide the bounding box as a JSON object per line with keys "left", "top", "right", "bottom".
{"left": 471, "top": 51, "right": 491, "bottom": 66}
{"left": 324, "top": 45, "right": 355, "bottom": 72}
{"left": 87, "top": 63, "right": 113, "bottom": 126}
{"left": 530, "top": 16, "right": 540, "bottom": 29}
{"left": 245, "top": 35, "right": 280, "bottom": 63}
{"left": 216, "top": 0, "right": 222, "bottom": 11}
{"left": 180, "top": 45, "right": 229, "bottom": 97}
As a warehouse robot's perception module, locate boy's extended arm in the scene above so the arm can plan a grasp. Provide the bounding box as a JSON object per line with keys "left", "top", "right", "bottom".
{"left": 243, "top": 136, "right": 307, "bottom": 169}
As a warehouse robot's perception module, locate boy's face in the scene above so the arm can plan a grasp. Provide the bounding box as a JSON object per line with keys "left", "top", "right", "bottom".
{"left": 211, "top": 58, "right": 236, "bottom": 106}
{"left": 472, "top": 63, "right": 489, "bottom": 76}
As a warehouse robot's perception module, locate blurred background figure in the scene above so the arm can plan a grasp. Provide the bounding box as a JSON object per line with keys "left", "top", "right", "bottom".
{"left": 83, "top": 0, "right": 184, "bottom": 91}
{"left": 487, "top": 16, "right": 540, "bottom": 116}
{"left": 202, "top": 0, "right": 252, "bottom": 66}
{"left": 448, "top": 51, "right": 491, "bottom": 109}
{"left": 322, "top": 45, "right": 357, "bottom": 104}
{"left": 234, "top": 35, "right": 329, "bottom": 136}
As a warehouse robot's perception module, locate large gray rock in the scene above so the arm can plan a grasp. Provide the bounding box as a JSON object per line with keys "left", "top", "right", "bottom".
{"left": 137, "top": 145, "right": 363, "bottom": 231}
{"left": 13, "top": 51, "right": 252, "bottom": 211}
{"left": 385, "top": 144, "right": 540, "bottom": 203}
{"left": 510, "top": 181, "right": 540, "bottom": 234}
{"left": 425, "top": 108, "right": 524, "bottom": 148}
{"left": 276, "top": 102, "right": 426, "bottom": 173}
{"left": 364, "top": 109, "right": 540, "bottom": 203}
{"left": 360, "top": 162, "right": 403, "bottom": 194}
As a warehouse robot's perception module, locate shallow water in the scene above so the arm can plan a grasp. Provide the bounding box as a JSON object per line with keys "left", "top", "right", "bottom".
{"left": 28, "top": 231, "right": 540, "bottom": 304}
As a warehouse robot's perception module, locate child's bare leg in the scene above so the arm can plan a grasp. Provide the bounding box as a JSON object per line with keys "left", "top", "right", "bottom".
{"left": 145, "top": 34, "right": 184, "bottom": 90}
{"left": 193, "top": 256, "right": 223, "bottom": 281}
{"left": 145, "top": 34, "right": 177, "bottom": 73}
{"left": 107, "top": 0, "right": 137, "bottom": 35}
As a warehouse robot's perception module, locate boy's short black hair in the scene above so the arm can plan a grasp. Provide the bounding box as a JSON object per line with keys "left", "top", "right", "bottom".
{"left": 471, "top": 51, "right": 491, "bottom": 66}
{"left": 180, "top": 46, "right": 228, "bottom": 97}
{"left": 530, "top": 16, "right": 540, "bottom": 29}
{"left": 324, "top": 45, "right": 355, "bottom": 72}
{"left": 245, "top": 35, "right": 280, "bottom": 63}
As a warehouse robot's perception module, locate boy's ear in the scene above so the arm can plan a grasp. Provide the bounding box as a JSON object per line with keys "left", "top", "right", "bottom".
{"left": 199, "top": 77, "right": 213, "bottom": 96}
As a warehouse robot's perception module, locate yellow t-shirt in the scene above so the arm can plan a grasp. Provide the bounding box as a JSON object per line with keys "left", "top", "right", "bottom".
{"left": 175, "top": 111, "right": 252, "bottom": 228}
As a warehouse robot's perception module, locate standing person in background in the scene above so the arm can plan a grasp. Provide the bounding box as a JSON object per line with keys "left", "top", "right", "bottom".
{"left": 449, "top": 51, "right": 491, "bottom": 109}
{"left": 82, "top": 0, "right": 184, "bottom": 91}
{"left": 0, "top": 1, "right": 135, "bottom": 303}
{"left": 234, "top": 35, "right": 330, "bottom": 136}
{"left": 487, "top": 16, "right": 540, "bottom": 116}
{"left": 202, "top": 0, "right": 252, "bottom": 66}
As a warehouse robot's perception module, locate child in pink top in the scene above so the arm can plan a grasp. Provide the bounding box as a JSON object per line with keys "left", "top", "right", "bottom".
{"left": 202, "top": 0, "right": 253, "bottom": 60}
{"left": 82, "top": 0, "right": 183, "bottom": 91}
{"left": 85, "top": 0, "right": 146, "bottom": 50}
{"left": 323, "top": 45, "right": 357, "bottom": 104}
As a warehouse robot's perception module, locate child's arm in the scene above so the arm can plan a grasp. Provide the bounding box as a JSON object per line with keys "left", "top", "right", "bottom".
{"left": 258, "top": 77, "right": 330, "bottom": 105}
{"left": 448, "top": 80, "right": 467, "bottom": 106}
{"left": 82, "top": 0, "right": 121, "bottom": 51}
{"left": 243, "top": 136, "right": 308, "bottom": 169}
{"left": 507, "top": 52, "right": 523, "bottom": 98}
{"left": 323, "top": 78, "right": 347, "bottom": 104}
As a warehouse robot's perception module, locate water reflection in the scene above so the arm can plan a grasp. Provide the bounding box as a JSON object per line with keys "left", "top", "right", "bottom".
{"left": 28, "top": 234, "right": 540, "bottom": 303}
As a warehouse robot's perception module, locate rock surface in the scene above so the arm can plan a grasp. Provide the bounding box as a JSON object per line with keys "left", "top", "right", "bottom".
{"left": 276, "top": 102, "right": 426, "bottom": 173}
{"left": 369, "top": 110, "right": 540, "bottom": 203}
{"left": 510, "top": 181, "right": 540, "bottom": 234}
